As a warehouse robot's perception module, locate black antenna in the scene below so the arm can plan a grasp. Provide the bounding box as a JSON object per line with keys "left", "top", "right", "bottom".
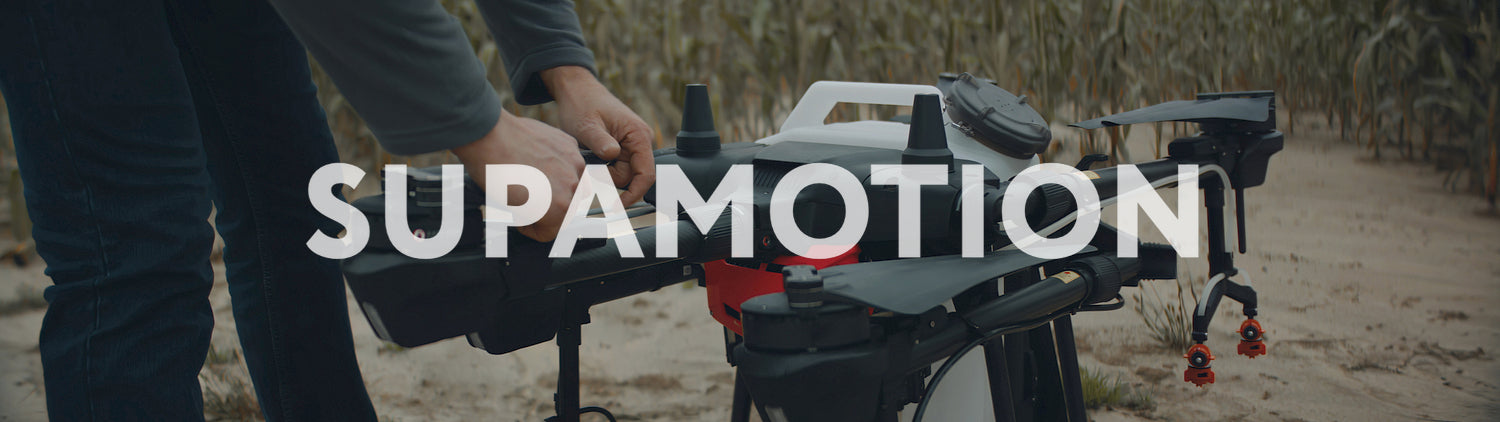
{"left": 903, "top": 93, "right": 953, "bottom": 166}
{"left": 676, "top": 84, "right": 721, "bottom": 157}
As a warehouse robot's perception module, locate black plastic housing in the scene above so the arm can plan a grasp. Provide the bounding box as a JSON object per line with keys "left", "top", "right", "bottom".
{"left": 341, "top": 192, "right": 549, "bottom": 348}
{"left": 740, "top": 293, "right": 871, "bottom": 352}
{"left": 942, "top": 72, "right": 1052, "bottom": 158}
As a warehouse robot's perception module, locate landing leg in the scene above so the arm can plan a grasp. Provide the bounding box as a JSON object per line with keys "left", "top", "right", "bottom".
{"left": 551, "top": 320, "right": 582, "bottom": 422}
{"left": 545, "top": 307, "right": 616, "bottom": 422}
{"left": 730, "top": 369, "right": 752, "bottom": 422}
{"left": 1052, "top": 316, "right": 1087, "bottom": 421}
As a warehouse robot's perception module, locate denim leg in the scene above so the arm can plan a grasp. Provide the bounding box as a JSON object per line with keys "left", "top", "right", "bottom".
{"left": 0, "top": 1, "right": 216, "bottom": 420}
{"left": 161, "top": 1, "right": 377, "bottom": 421}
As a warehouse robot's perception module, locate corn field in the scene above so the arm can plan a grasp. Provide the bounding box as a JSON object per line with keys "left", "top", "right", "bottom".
{"left": 322, "top": 0, "right": 1498, "bottom": 204}
{"left": 1, "top": 0, "right": 1498, "bottom": 247}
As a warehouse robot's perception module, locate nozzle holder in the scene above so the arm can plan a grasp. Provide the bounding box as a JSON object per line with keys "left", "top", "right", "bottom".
{"left": 1184, "top": 343, "right": 1217, "bottom": 386}
{"left": 1237, "top": 319, "right": 1267, "bottom": 358}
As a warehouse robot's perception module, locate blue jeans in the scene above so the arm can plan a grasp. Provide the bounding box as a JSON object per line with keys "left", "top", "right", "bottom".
{"left": 0, "top": 0, "right": 377, "bottom": 420}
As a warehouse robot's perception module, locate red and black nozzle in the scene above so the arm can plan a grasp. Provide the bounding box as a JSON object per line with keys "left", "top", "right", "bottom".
{"left": 1183, "top": 343, "right": 1216, "bottom": 387}
{"left": 1237, "top": 319, "right": 1267, "bottom": 358}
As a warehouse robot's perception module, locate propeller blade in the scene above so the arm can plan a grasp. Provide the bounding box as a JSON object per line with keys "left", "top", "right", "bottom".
{"left": 1070, "top": 96, "right": 1270, "bottom": 129}
{"left": 817, "top": 247, "right": 1094, "bottom": 315}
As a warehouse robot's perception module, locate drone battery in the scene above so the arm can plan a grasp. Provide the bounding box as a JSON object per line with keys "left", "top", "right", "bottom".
{"left": 702, "top": 247, "right": 860, "bottom": 335}
{"left": 342, "top": 247, "right": 509, "bottom": 348}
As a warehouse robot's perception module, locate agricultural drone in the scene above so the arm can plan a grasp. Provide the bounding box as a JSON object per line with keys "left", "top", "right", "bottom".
{"left": 337, "top": 73, "right": 1283, "bottom": 421}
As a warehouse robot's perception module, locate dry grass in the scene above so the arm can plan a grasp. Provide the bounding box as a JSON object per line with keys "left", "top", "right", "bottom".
{"left": 1131, "top": 273, "right": 1198, "bottom": 351}
{"left": 0, "top": 1, "right": 1496, "bottom": 237}
{"left": 201, "top": 346, "right": 263, "bottom": 421}
{"left": 201, "top": 366, "right": 262, "bottom": 421}
{"left": 332, "top": 1, "right": 1496, "bottom": 207}
{"left": 205, "top": 346, "right": 241, "bottom": 366}
{"left": 0, "top": 284, "right": 47, "bottom": 316}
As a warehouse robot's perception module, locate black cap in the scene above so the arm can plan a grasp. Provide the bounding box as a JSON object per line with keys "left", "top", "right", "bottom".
{"left": 944, "top": 73, "right": 1051, "bottom": 159}
{"left": 903, "top": 93, "right": 954, "bottom": 166}
{"left": 676, "top": 84, "right": 720, "bottom": 156}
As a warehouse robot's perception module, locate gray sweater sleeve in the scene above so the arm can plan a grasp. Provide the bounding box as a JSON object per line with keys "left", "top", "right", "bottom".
{"left": 476, "top": 0, "right": 598, "bottom": 106}
{"left": 267, "top": 0, "right": 597, "bottom": 155}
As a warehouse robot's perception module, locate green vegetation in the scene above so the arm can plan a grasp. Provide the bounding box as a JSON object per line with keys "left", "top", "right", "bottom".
{"left": 1080, "top": 367, "right": 1153, "bottom": 410}
{"left": 378, "top": 341, "right": 408, "bottom": 355}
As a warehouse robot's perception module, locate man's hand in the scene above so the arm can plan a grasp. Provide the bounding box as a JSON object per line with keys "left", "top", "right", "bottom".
{"left": 542, "top": 66, "right": 657, "bottom": 206}
{"left": 451, "top": 111, "right": 583, "bottom": 242}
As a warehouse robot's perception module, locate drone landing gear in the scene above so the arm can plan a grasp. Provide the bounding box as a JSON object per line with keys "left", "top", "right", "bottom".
{"left": 546, "top": 307, "right": 617, "bottom": 422}
{"left": 729, "top": 368, "right": 753, "bottom": 422}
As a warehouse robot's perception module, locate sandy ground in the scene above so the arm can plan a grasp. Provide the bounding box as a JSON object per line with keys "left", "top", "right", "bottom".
{"left": 2, "top": 117, "right": 1498, "bottom": 421}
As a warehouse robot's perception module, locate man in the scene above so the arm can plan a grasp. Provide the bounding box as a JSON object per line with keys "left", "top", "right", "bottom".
{"left": 0, "top": 0, "right": 651, "bottom": 420}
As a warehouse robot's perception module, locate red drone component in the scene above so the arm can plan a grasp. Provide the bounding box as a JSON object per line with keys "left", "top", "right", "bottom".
{"left": 1183, "top": 343, "right": 1216, "bottom": 387}
{"left": 1237, "top": 319, "right": 1267, "bottom": 358}
{"left": 702, "top": 247, "right": 862, "bottom": 335}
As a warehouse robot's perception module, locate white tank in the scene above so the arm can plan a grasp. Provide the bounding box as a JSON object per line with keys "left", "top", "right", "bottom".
{"left": 755, "top": 81, "right": 1041, "bottom": 422}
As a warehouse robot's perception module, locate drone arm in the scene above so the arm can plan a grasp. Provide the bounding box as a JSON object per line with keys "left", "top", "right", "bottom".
{"left": 545, "top": 218, "right": 704, "bottom": 286}
{"left": 905, "top": 255, "right": 1135, "bottom": 371}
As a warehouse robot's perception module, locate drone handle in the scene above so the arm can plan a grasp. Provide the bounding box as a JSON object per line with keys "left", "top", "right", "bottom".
{"left": 780, "top": 81, "right": 943, "bottom": 132}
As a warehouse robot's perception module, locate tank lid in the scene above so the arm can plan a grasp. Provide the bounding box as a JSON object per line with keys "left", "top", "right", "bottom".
{"left": 942, "top": 73, "right": 1052, "bottom": 159}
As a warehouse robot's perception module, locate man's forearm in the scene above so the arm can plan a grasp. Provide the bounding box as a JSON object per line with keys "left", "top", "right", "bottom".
{"left": 474, "top": 0, "right": 597, "bottom": 105}
{"left": 268, "top": 0, "right": 600, "bottom": 155}
{"left": 540, "top": 65, "right": 603, "bottom": 105}
{"left": 267, "top": 0, "right": 503, "bottom": 155}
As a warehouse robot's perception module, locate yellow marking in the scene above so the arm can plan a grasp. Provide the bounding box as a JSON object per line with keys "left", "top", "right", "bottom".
{"left": 1055, "top": 271, "right": 1081, "bottom": 284}
{"left": 629, "top": 212, "right": 657, "bottom": 230}
{"left": 1081, "top": 171, "right": 1101, "bottom": 180}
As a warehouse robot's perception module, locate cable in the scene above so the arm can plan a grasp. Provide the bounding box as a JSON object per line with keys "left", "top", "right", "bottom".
{"left": 1193, "top": 267, "right": 1255, "bottom": 316}
{"left": 995, "top": 164, "right": 1239, "bottom": 321}
{"left": 545, "top": 407, "right": 616, "bottom": 422}
{"left": 1234, "top": 267, "right": 1252, "bottom": 287}
{"left": 1078, "top": 294, "right": 1125, "bottom": 312}
{"left": 910, "top": 310, "right": 1073, "bottom": 422}
{"left": 1000, "top": 164, "right": 1237, "bottom": 254}
{"left": 1195, "top": 272, "right": 1228, "bottom": 317}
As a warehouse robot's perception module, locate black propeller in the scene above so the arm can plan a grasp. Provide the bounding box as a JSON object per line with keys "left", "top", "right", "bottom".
{"left": 815, "top": 247, "right": 1095, "bottom": 315}
{"left": 1070, "top": 91, "right": 1273, "bottom": 131}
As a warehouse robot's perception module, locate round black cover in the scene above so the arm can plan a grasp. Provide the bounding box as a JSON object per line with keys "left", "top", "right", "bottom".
{"left": 943, "top": 73, "right": 1052, "bottom": 159}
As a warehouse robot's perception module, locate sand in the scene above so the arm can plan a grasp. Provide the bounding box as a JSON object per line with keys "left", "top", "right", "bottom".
{"left": 1, "top": 116, "right": 1497, "bottom": 421}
